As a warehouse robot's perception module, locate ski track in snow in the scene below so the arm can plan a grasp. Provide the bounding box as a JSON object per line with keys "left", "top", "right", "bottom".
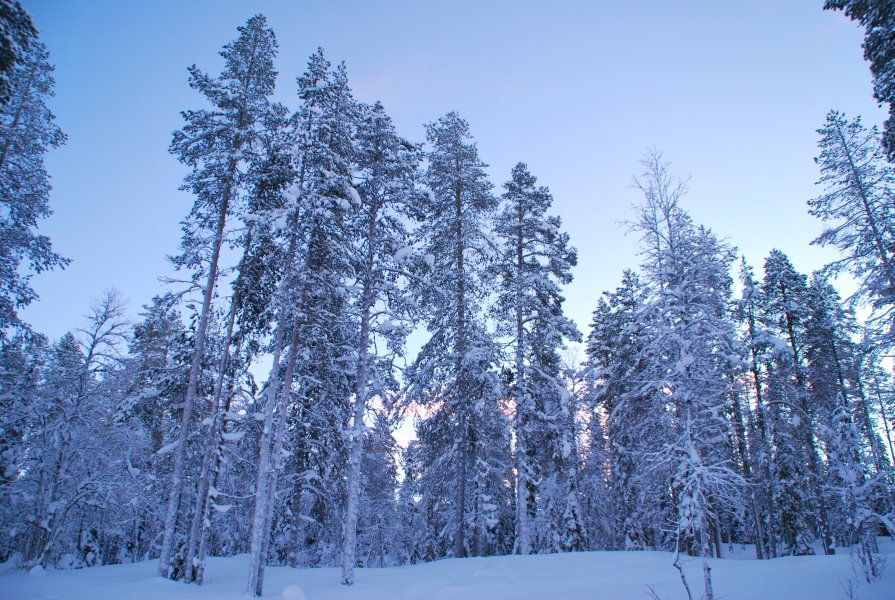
{"left": 3, "top": 540, "right": 895, "bottom": 599}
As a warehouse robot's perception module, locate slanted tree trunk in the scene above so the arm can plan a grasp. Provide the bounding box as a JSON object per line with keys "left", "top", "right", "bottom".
{"left": 831, "top": 119, "right": 895, "bottom": 291}
{"left": 254, "top": 322, "right": 302, "bottom": 596}
{"left": 870, "top": 371, "right": 895, "bottom": 468}
{"left": 185, "top": 288, "right": 239, "bottom": 582}
{"left": 157, "top": 177, "right": 231, "bottom": 578}
{"left": 196, "top": 376, "right": 238, "bottom": 583}
{"left": 341, "top": 200, "right": 379, "bottom": 586}
{"left": 246, "top": 207, "right": 303, "bottom": 596}
{"left": 161, "top": 25, "right": 266, "bottom": 577}
{"left": 246, "top": 315, "right": 286, "bottom": 596}
{"left": 701, "top": 517, "right": 715, "bottom": 600}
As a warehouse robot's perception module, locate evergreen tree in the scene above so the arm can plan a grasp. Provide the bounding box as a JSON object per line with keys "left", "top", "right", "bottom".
{"left": 492, "top": 162, "right": 580, "bottom": 554}
{"left": 585, "top": 270, "right": 658, "bottom": 550}
{"left": 0, "top": 329, "right": 49, "bottom": 561}
{"left": 733, "top": 259, "right": 775, "bottom": 558}
{"left": 348, "top": 410, "right": 402, "bottom": 567}
{"left": 810, "top": 111, "right": 895, "bottom": 343}
{"left": 761, "top": 251, "right": 837, "bottom": 555}
{"left": 578, "top": 408, "right": 618, "bottom": 550}
{"left": 341, "top": 100, "right": 420, "bottom": 585}
{"left": 0, "top": 18, "right": 67, "bottom": 339}
{"left": 863, "top": 356, "right": 895, "bottom": 469}
{"left": 0, "top": 0, "right": 35, "bottom": 104}
{"left": 247, "top": 48, "right": 359, "bottom": 595}
{"left": 407, "top": 111, "right": 500, "bottom": 558}
{"left": 824, "top": 2, "right": 895, "bottom": 160}
{"left": 183, "top": 94, "right": 294, "bottom": 586}
{"left": 159, "top": 14, "right": 279, "bottom": 580}
{"left": 115, "top": 295, "right": 190, "bottom": 563}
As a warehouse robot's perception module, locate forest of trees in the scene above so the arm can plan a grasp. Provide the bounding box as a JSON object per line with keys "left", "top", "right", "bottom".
{"left": 1, "top": 2, "right": 894, "bottom": 597}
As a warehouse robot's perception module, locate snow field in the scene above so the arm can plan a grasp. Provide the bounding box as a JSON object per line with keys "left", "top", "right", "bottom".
{"left": 2, "top": 541, "right": 895, "bottom": 600}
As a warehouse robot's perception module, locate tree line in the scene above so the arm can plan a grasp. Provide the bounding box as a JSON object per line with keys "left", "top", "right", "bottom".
{"left": 1, "top": 4, "right": 894, "bottom": 598}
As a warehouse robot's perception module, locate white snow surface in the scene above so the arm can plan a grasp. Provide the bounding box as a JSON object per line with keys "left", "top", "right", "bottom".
{"left": 3, "top": 541, "right": 895, "bottom": 599}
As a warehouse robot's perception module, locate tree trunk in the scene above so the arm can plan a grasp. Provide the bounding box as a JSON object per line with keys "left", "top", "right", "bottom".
{"left": 341, "top": 202, "right": 378, "bottom": 586}
{"left": 253, "top": 324, "right": 301, "bottom": 596}
{"left": 746, "top": 310, "right": 776, "bottom": 557}
{"left": 161, "top": 28, "right": 262, "bottom": 577}
{"left": 514, "top": 407, "right": 531, "bottom": 555}
{"left": 453, "top": 179, "right": 468, "bottom": 558}
{"left": 185, "top": 290, "right": 239, "bottom": 582}
{"left": 512, "top": 200, "right": 532, "bottom": 555}
{"left": 473, "top": 453, "right": 484, "bottom": 557}
{"left": 728, "top": 384, "right": 765, "bottom": 559}
{"left": 157, "top": 174, "right": 231, "bottom": 579}
{"left": 871, "top": 371, "right": 895, "bottom": 468}
{"left": 833, "top": 119, "right": 895, "bottom": 292}
{"left": 196, "top": 377, "right": 238, "bottom": 584}
{"left": 245, "top": 321, "right": 285, "bottom": 597}
{"left": 246, "top": 214, "right": 303, "bottom": 596}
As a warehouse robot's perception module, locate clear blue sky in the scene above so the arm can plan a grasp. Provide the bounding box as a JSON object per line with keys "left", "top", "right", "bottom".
{"left": 21, "top": 0, "right": 887, "bottom": 341}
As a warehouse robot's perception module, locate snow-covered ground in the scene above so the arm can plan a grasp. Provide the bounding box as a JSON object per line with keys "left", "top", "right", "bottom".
{"left": 3, "top": 541, "right": 895, "bottom": 599}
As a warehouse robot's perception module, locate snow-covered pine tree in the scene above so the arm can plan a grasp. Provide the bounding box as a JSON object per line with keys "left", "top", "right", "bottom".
{"left": 805, "top": 276, "right": 863, "bottom": 450}
{"left": 466, "top": 344, "right": 515, "bottom": 558}
{"left": 246, "top": 48, "right": 358, "bottom": 595}
{"left": 806, "top": 275, "right": 895, "bottom": 532}
{"left": 274, "top": 56, "right": 359, "bottom": 572}
{"left": 548, "top": 346, "right": 589, "bottom": 553}
{"left": 396, "top": 438, "right": 438, "bottom": 562}
{"left": 578, "top": 401, "right": 618, "bottom": 550}
{"left": 491, "top": 162, "right": 581, "bottom": 554}
{"left": 354, "top": 410, "right": 403, "bottom": 568}
{"left": 861, "top": 353, "right": 895, "bottom": 469}
{"left": 761, "top": 250, "right": 837, "bottom": 556}
{"left": 0, "top": 16, "right": 67, "bottom": 339}
{"left": 810, "top": 111, "right": 895, "bottom": 345}
{"left": 407, "top": 112, "right": 501, "bottom": 558}
{"left": 585, "top": 270, "right": 661, "bottom": 550}
{"left": 724, "top": 354, "right": 764, "bottom": 559}
{"left": 408, "top": 326, "right": 512, "bottom": 560}
{"left": 0, "top": 329, "right": 49, "bottom": 560}
{"left": 341, "top": 100, "right": 420, "bottom": 585}
{"left": 184, "top": 100, "right": 295, "bottom": 584}
{"left": 0, "top": 0, "right": 36, "bottom": 105}
{"left": 159, "top": 14, "right": 279, "bottom": 580}
{"left": 398, "top": 440, "right": 439, "bottom": 564}
{"left": 733, "top": 259, "right": 777, "bottom": 558}
{"left": 823, "top": 2, "right": 895, "bottom": 161}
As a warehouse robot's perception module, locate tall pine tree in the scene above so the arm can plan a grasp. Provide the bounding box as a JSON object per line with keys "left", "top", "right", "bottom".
{"left": 407, "top": 112, "right": 500, "bottom": 558}
{"left": 492, "top": 162, "right": 581, "bottom": 554}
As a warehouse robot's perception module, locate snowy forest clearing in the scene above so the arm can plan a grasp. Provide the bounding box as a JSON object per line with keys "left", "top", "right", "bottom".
{"left": 4, "top": 542, "right": 895, "bottom": 600}
{"left": 6, "top": 3, "right": 895, "bottom": 600}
